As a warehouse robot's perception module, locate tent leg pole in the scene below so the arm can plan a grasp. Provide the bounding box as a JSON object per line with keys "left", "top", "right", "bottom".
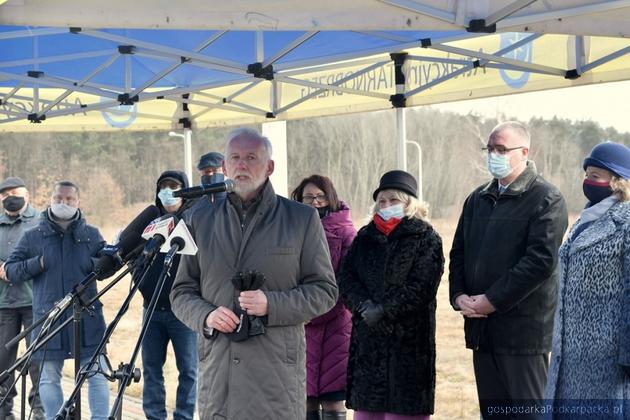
{"left": 262, "top": 120, "right": 288, "bottom": 197}
{"left": 396, "top": 107, "right": 407, "bottom": 171}
{"left": 184, "top": 128, "right": 193, "bottom": 184}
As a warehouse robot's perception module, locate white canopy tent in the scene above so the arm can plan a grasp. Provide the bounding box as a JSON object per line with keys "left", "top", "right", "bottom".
{"left": 2, "top": 0, "right": 630, "bottom": 194}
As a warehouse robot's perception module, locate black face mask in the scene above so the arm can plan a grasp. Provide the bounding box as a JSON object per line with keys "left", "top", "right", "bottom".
{"left": 2, "top": 196, "right": 25, "bottom": 212}
{"left": 583, "top": 179, "right": 613, "bottom": 206}
{"left": 201, "top": 172, "right": 225, "bottom": 186}
{"left": 316, "top": 206, "right": 330, "bottom": 219}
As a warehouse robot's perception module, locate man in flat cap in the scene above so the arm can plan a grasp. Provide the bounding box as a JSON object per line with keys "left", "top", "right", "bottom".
{"left": 0, "top": 177, "right": 44, "bottom": 420}
{"left": 189, "top": 152, "right": 226, "bottom": 215}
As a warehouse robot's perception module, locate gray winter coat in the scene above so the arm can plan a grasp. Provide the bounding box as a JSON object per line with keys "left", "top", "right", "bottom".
{"left": 0, "top": 205, "right": 40, "bottom": 308}
{"left": 170, "top": 181, "right": 337, "bottom": 420}
{"left": 545, "top": 201, "right": 630, "bottom": 415}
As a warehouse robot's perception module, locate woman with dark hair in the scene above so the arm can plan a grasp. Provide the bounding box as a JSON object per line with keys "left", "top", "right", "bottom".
{"left": 545, "top": 141, "right": 630, "bottom": 415}
{"left": 339, "top": 170, "right": 444, "bottom": 420}
{"left": 291, "top": 175, "right": 356, "bottom": 420}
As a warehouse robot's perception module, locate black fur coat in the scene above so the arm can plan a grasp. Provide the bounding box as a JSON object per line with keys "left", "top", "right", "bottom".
{"left": 339, "top": 216, "right": 444, "bottom": 415}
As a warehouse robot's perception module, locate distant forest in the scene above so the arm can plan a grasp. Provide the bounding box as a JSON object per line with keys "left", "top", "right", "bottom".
{"left": 2, "top": 107, "right": 629, "bottom": 227}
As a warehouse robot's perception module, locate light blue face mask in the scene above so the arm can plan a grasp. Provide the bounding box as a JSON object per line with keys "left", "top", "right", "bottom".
{"left": 158, "top": 187, "right": 181, "bottom": 207}
{"left": 487, "top": 153, "right": 513, "bottom": 179}
{"left": 377, "top": 203, "right": 405, "bottom": 221}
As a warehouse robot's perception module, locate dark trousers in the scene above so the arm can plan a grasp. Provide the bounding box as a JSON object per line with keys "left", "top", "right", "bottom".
{"left": 0, "top": 307, "right": 43, "bottom": 412}
{"left": 473, "top": 351, "right": 548, "bottom": 420}
{"left": 141, "top": 309, "right": 198, "bottom": 420}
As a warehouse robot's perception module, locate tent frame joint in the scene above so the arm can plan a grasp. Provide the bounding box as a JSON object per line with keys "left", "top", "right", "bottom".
{"left": 565, "top": 69, "right": 581, "bottom": 80}
{"left": 178, "top": 117, "right": 192, "bottom": 128}
{"left": 247, "top": 62, "right": 274, "bottom": 80}
{"left": 390, "top": 93, "right": 406, "bottom": 108}
{"left": 27, "top": 70, "right": 44, "bottom": 78}
{"left": 117, "top": 93, "right": 139, "bottom": 105}
{"left": 69, "top": 27, "right": 82, "bottom": 34}
{"left": 266, "top": 112, "right": 276, "bottom": 119}
{"left": 27, "top": 113, "right": 45, "bottom": 123}
{"left": 467, "top": 19, "right": 497, "bottom": 33}
{"left": 420, "top": 38, "right": 432, "bottom": 48}
{"left": 118, "top": 45, "right": 135, "bottom": 55}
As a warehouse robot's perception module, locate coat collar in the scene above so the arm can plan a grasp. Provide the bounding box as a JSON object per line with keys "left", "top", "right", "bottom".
{"left": 364, "top": 216, "right": 431, "bottom": 242}
{"left": 0, "top": 204, "right": 38, "bottom": 225}
{"left": 568, "top": 200, "right": 630, "bottom": 255}
{"left": 40, "top": 209, "right": 89, "bottom": 242}
{"left": 480, "top": 161, "right": 538, "bottom": 199}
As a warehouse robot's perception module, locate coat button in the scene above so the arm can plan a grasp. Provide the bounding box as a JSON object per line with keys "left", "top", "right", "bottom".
{"left": 233, "top": 358, "right": 240, "bottom": 365}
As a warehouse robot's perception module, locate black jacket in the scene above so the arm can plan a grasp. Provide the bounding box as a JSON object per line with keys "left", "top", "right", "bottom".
{"left": 449, "top": 162, "right": 568, "bottom": 354}
{"left": 339, "top": 217, "right": 444, "bottom": 415}
{"left": 134, "top": 170, "right": 192, "bottom": 310}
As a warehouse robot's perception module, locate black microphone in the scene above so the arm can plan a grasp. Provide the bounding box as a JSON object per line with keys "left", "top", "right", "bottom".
{"left": 94, "top": 205, "right": 160, "bottom": 279}
{"left": 172, "top": 179, "right": 235, "bottom": 199}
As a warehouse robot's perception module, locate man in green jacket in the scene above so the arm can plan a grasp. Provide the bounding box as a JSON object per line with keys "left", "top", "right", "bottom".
{"left": 0, "top": 177, "right": 44, "bottom": 420}
{"left": 171, "top": 128, "right": 338, "bottom": 420}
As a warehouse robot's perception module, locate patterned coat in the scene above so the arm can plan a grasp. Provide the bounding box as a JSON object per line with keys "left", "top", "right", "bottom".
{"left": 545, "top": 201, "right": 630, "bottom": 416}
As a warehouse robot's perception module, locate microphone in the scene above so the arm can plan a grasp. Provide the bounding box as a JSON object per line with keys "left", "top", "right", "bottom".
{"left": 163, "top": 221, "right": 198, "bottom": 265}
{"left": 141, "top": 215, "right": 178, "bottom": 257}
{"left": 172, "top": 179, "right": 235, "bottom": 199}
{"left": 94, "top": 205, "right": 160, "bottom": 279}
{"left": 161, "top": 220, "right": 198, "bottom": 256}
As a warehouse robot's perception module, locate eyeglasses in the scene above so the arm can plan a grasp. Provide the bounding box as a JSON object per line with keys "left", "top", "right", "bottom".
{"left": 481, "top": 145, "right": 524, "bottom": 155}
{"left": 302, "top": 194, "right": 328, "bottom": 204}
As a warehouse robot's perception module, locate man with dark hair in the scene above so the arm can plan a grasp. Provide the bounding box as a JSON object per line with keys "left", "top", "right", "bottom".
{"left": 171, "top": 128, "right": 338, "bottom": 420}
{"left": 0, "top": 177, "right": 44, "bottom": 420}
{"left": 5, "top": 181, "right": 109, "bottom": 420}
{"left": 449, "top": 121, "right": 568, "bottom": 419}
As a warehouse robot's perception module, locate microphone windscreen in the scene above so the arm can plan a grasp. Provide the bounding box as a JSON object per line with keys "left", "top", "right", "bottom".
{"left": 120, "top": 205, "right": 160, "bottom": 242}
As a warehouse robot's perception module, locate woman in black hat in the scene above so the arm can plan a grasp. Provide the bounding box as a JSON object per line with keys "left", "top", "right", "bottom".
{"left": 545, "top": 141, "right": 630, "bottom": 413}
{"left": 338, "top": 170, "right": 444, "bottom": 420}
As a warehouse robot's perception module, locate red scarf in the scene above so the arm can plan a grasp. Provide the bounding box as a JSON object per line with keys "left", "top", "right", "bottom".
{"left": 373, "top": 214, "right": 402, "bottom": 236}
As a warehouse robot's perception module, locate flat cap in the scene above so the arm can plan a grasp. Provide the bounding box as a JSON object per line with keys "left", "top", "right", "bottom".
{"left": 197, "top": 152, "right": 224, "bottom": 170}
{"left": 0, "top": 177, "right": 26, "bottom": 193}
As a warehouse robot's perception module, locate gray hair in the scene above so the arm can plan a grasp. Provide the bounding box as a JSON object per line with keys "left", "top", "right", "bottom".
{"left": 490, "top": 121, "right": 531, "bottom": 148}
{"left": 224, "top": 127, "right": 273, "bottom": 159}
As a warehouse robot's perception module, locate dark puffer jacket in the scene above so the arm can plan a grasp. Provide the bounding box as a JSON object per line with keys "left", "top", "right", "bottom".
{"left": 339, "top": 216, "right": 444, "bottom": 415}
{"left": 449, "top": 162, "right": 568, "bottom": 354}
{"left": 5, "top": 211, "right": 106, "bottom": 360}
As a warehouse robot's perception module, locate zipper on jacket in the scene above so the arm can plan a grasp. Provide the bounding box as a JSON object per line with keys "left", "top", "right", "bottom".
{"left": 470, "top": 193, "right": 498, "bottom": 351}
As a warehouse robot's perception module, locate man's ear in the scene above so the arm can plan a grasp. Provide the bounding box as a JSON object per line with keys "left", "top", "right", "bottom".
{"left": 267, "top": 159, "right": 275, "bottom": 177}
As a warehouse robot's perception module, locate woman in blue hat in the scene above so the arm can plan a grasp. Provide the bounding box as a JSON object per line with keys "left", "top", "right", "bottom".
{"left": 545, "top": 141, "right": 630, "bottom": 415}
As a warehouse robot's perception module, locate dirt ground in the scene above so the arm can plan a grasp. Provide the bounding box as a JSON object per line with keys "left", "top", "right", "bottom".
{"left": 81, "top": 217, "right": 480, "bottom": 419}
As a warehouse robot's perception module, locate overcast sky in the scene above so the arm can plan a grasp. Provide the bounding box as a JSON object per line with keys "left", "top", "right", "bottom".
{"left": 429, "top": 80, "right": 630, "bottom": 134}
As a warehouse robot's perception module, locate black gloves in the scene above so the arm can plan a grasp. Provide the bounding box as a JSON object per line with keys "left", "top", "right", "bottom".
{"left": 358, "top": 300, "right": 385, "bottom": 327}
{"left": 228, "top": 270, "right": 267, "bottom": 342}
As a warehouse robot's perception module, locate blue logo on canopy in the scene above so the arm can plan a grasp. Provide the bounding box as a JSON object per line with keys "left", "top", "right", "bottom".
{"left": 499, "top": 33, "right": 533, "bottom": 89}
{"left": 100, "top": 97, "right": 137, "bottom": 128}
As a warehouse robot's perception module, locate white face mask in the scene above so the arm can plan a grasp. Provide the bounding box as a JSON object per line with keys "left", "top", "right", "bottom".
{"left": 51, "top": 203, "right": 78, "bottom": 220}
{"left": 487, "top": 152, "right": 514, "bottom": 179}
{"left": 377, "top": 203, "right": 405, "bottom": 221}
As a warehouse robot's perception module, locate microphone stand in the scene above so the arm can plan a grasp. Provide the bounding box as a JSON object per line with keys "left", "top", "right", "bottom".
{"left": 0, "top": 265, "right": 133, "bottom": 420}
{"left": 108, "top": 241, "right": 182, "bottom": 420}
{"left": 55, "top": 251, "right": 158, "bottom": 420}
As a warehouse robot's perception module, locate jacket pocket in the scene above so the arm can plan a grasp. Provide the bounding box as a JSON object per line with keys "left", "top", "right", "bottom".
{"left": 198, "top": 336, "right": 214, "bottom": 362}
{"left": 81, "top": 301, "right": 105, "bottom": 348}
{"left": 265, "top": 246, "right": 295, "bottom": 256}
{"left": 283, "top": 327, "right": 298, "bottom": 365}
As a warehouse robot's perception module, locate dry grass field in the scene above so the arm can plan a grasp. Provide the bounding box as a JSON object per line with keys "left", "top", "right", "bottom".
{"left": 39, "top": 215, "right": 481, "bottom": 419}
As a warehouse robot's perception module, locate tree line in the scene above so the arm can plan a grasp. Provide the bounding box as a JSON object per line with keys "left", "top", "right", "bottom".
{"left": 1, "top": 108, "right": 629, "bottom": 227}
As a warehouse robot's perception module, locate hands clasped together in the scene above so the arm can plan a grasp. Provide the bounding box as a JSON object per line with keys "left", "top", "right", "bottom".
{"left": 455, "top": 294, "right": 496, "bottom": 318}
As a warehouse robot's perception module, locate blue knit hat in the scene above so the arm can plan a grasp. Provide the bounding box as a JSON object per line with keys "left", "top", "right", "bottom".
{"left": 583, "top": 141, "right": 630, "bottom": 180}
